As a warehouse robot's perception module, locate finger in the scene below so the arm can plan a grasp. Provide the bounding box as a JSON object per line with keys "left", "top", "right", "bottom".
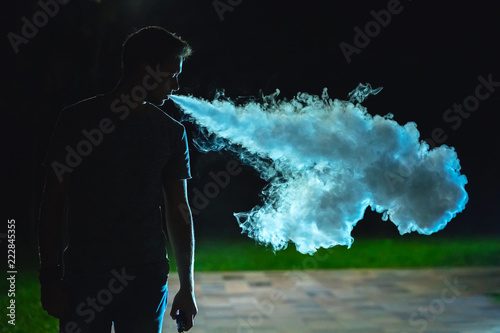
{"left": 187, "top": 315, "right": 194, "bottom": 330}
{"left": 171, "top": 307, "right": 180, "bottom": 320}
{"left": 182, "top": 313, "right": 194, "bottom": 331}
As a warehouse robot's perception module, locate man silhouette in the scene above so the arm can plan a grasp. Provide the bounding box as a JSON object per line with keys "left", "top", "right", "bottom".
{"left": 38, "top": 26, "right": 197, "bottom": 332}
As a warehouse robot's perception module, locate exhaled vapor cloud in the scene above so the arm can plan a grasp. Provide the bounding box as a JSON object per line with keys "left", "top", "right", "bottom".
{"left": 169, "top": 84, "right": 468, "bottom": 254}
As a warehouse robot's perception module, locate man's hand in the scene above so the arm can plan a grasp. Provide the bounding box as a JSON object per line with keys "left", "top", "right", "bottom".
{"left": 40, "top": 279, "right": 70, "bottom": 319}
{"left": 170, "top": 288, "right": 198, "bottom": 331}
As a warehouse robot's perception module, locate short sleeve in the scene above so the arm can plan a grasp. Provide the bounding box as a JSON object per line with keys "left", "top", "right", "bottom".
{"left": 164, "top": 127, "right": 191, "bottom": 180}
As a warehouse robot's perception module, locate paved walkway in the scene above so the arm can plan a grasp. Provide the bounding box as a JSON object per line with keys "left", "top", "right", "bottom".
{"left": 161, "top": 267, "right": 500, "bottom": 333}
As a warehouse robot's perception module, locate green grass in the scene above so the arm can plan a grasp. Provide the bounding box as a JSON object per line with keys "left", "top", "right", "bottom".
{"left": 187, "top": 235, "right": 500, "bottom": 271}
{"left": 0, "top": 269, "right": 57, "bottom": 333}
{"left": 2, "top": 235, "right": 499, "bottom": 332}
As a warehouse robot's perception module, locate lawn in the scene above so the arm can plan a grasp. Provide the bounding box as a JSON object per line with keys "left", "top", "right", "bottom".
{"left": 189, "top": 235, "right": 500, "bottom": 271}
{"left": 1, "top": 235, "right": 499, "bottom": 332}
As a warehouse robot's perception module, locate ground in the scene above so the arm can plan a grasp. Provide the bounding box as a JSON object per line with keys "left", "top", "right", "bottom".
{"left": 159, "top": 267, "right": 500, "bottom": 333}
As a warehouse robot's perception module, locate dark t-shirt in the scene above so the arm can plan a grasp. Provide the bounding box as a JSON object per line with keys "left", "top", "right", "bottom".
{"left": 43, "top": 95, "right": 191, "bottom": 275}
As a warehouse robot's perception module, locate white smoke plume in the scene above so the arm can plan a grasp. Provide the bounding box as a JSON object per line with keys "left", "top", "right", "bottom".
{"left": 169, "top": 84, "right": 468, "bottom": 254}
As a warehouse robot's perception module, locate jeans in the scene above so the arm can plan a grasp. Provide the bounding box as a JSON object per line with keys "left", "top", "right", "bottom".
{"left": 59, "top": 260, "right": 169, "bottom": 333}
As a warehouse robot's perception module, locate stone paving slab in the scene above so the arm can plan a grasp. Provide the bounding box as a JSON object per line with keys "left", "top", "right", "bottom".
{"left": 161, "top": 267, "right": 500, "bottom": 333}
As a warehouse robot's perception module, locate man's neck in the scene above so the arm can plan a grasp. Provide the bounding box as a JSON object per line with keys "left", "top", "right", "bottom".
{"left": 103, "top": 77, "right": 150, "bottom": 113}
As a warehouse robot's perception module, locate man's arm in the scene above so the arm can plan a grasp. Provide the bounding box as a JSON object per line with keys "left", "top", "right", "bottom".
{"left": 163, "top": 177, "right": 197, "bottom": 330}
{"left": 37, "top": 168, "right": 70, "bottom": 318}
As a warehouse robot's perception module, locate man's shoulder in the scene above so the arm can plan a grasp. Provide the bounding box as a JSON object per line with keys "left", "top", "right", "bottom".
{"left": 60, "top": 95, "right": 103, "bottom": 117}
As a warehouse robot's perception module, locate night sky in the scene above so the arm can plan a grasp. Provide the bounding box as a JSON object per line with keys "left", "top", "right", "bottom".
{"left": 3, "top": 0, "right": 499, "bottom": 246}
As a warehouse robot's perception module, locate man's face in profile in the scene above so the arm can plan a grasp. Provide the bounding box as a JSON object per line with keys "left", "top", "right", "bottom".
{"left": 147, "top": 57, "right": 183, "bottom": 106}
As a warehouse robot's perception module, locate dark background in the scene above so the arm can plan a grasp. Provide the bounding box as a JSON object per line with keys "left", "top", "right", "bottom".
{"left": 2, "top": 0, "right": 499, "bottom": 249}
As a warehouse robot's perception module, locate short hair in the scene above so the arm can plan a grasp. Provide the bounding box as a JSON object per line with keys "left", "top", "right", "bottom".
{"left": 121, "top": 26, "right": 192, "bottom": 76}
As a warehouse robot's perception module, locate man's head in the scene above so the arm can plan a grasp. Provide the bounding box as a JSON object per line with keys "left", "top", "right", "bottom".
{"left": 121, "top": 26, "right": 192, "bottom": 104}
